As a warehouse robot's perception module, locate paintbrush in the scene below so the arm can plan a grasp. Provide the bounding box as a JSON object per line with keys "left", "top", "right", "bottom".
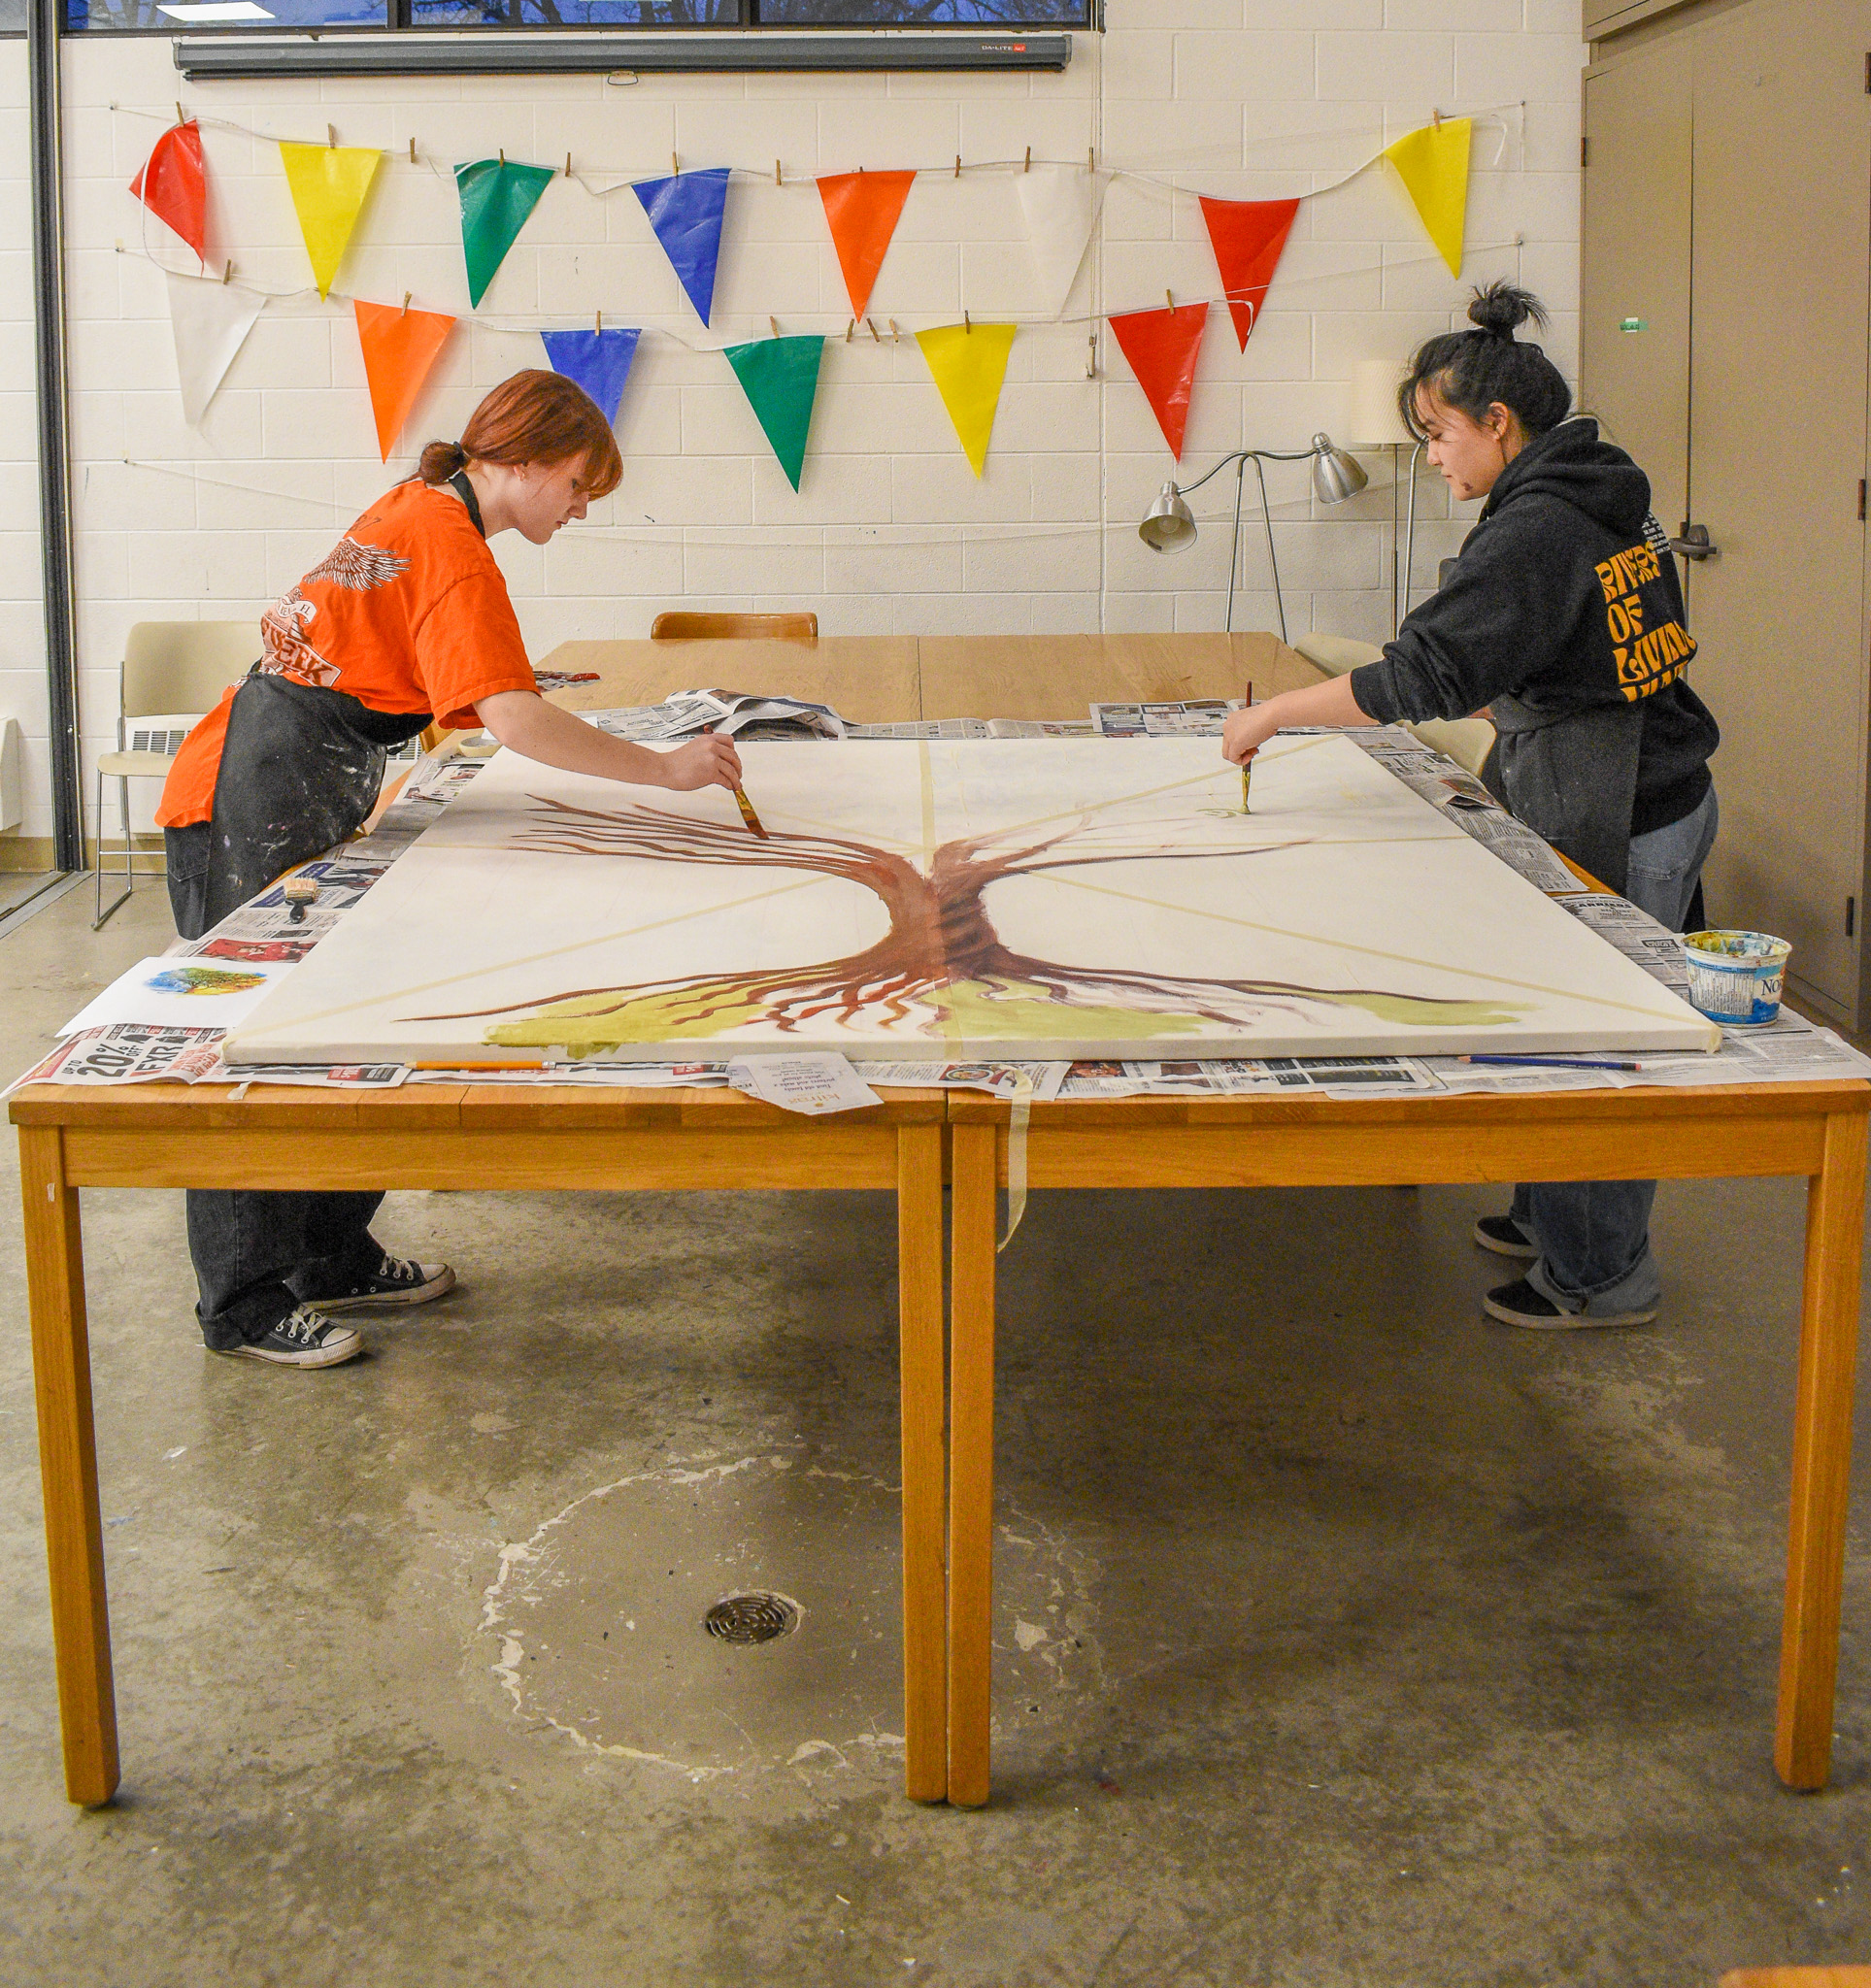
{"left": 1240, "top": 754, "right": 1253, "bottom": 814}
{"left": 701, "top": 723, "right": 769, "bottom": 839}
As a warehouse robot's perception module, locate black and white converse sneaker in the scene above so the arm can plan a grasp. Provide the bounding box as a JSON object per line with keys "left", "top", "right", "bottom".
{"left": 221, "top": 1307, "right": 363, "bottom": 1370}
{"left": 305, "top": 1253, "right": 456, "bottom": 1313}
{"left": 1473, "top": 1213, "right": 1539, "bottom": 1259}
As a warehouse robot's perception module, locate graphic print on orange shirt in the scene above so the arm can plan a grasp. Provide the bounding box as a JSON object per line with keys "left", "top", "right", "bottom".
{"left": 157, "top": 480, "right": 537, "bottom": 830}
{"left": 261, "top": 538, "right": 412, "bottom": 687}
{"left": 1595, "top": 538, "right": 1697, "bottom": 702}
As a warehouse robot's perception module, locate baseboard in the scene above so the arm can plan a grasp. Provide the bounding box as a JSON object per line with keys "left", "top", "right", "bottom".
{"left": 0, "top": 835, "right": 170, "bottom": 875}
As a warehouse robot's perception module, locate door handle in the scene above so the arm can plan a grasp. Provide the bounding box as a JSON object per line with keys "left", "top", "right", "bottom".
{"left": 1669, "top": 521, "right": 1719, "bottom": 560}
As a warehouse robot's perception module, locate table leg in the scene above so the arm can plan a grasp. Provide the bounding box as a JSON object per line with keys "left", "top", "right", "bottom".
{"left": 18, "top": 1126, "right": 118, "bottom": 1806}
{"left": 1776, "top": 1106, "right": 1868, "bottom": 1791}
{"left": 897, "top": 1121, "right": 947, "bottom": 1802}
{"left": 948, "top": 1120, "right": 999, "bottom": 1807}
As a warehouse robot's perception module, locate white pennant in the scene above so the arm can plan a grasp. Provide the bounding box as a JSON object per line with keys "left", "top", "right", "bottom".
{"left": 1015, "top": 163, "right": 1106, "bottom": 318}
{"left": 165, "top": 270, "right": 266, "bottom": 427}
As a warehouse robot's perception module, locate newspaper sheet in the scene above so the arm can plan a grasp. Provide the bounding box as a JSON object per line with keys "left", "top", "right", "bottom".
{"left": 582, "top": 690, "right": 846, "bottom": 743}
{"left": 12, "top": 1025, "right": 406, "bottom": 1091}
{"left": 1558, "top": 893, "right": 1694, "bottom": 997}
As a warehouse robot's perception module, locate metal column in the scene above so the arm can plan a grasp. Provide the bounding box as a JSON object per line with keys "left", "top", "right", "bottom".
{"left": 27, "top": 0, "right": 83, "bottom": 876}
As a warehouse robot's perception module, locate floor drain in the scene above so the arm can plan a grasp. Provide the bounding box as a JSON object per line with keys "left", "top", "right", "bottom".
{"left": 704, "top": 1593, "right": 799, "bottom": 1645}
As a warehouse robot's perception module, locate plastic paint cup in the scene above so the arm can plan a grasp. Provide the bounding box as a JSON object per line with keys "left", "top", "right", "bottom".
{"left": 1682, "top": 928, "right": 1793, "bottom": 1028}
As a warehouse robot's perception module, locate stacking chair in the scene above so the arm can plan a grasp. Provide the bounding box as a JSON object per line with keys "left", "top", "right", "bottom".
{"left": 651, "top": 612, "right": 819, "bottom": 641}
{"left": 94, "top": 620, "right": 257, "bottom": 929}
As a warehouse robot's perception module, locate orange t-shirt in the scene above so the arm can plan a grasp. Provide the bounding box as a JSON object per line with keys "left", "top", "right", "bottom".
{"left": 157, "top": 480, "right": 537, "bottom": 828}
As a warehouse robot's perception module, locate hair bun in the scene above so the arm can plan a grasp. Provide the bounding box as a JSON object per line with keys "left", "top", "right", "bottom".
{"left": 1467, "top": 280, "right": 1548, "bottom": 340}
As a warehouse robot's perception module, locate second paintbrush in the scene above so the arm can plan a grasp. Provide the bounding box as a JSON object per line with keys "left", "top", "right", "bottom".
{"left": 702, "top": 723, "right": 769, "bottom": 839}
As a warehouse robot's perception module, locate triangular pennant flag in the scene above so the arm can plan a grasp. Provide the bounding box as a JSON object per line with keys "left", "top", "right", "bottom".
{"left": 456, "top": 158, "right": 557, "bottom": 310}
{"left": 131, "top": 120, "right": 207, "bottom": 264}
{"left": 817, "top": 170, "right": 918, "bottom": 319}
{"left": 633, "top": 168, "right": 732, "bottom": 327}
{"left": 165, "top": 271, "right": 264, "bottom": 427}
{"left": 721, "top": 335, "right": 825, "bottom": 492}
{"left": 1107, "top": 303, "right": 1209, "bottom": 461}
{"left": 540, "top": 327, "right": 642, "bottom": 426}
{"left": 916, "top": 322, "right": 1017, "bottom": 479}
{"left": 279, "top": 142, "right": 382, "bottom": 300}
{"left": 1383, "top": 116, "right": 1472, "bottom": 277}
{"left": 1198, "top": 195, "right": 1299, "bottom": 350}
{"left": 1015, "top": 164, "right": 1104, "bottom": 318}
{"left": 353, "top": 298, "right": 456, "bottom": 461}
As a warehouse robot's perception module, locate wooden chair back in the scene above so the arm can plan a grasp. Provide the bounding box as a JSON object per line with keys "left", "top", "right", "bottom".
{"left": 651, "top": 612, "right": 819, "bottom": 642}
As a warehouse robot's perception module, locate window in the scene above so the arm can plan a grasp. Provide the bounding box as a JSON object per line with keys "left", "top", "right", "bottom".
{"left": 65, "top": 0, "right": 1088, "bottom": 27}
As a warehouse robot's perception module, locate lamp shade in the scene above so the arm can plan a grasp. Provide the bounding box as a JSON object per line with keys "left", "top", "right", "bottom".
{"left": 1351, "top": 359, "right": 1414, "bottom": 447}
{"left": 1139, "top": 480, "right": 1197, "bottom": 552}
{"left": 1310, "top": 433, "right": 1368, "bottom": 505}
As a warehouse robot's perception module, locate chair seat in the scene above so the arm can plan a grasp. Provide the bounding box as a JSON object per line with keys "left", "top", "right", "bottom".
{"left": 97, "top": 749, "right": 176, "bottom": 778}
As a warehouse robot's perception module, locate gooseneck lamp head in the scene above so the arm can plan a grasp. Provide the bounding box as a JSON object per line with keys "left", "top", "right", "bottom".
{"left": 1309, "top": 431, "right": 1368, "bottom": 505}
{"left": 1139, "top": 481, "right": 1198, "bottom": 552}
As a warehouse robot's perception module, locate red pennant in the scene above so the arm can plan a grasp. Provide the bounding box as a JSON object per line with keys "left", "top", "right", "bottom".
{"left": 353, "top": 299, "right": 456, "bottom": 461}
{"left": 1108, "top": 303, "right": 1209, "bottom": 461}
{"left": 1198, "top": 196, "right": 1299, "bottom": 351}
{"left": 131, "top": 120, "right": 207, "bottom": 264}
{"left": 817, "top": 170, "right": 918, "bottom": 318}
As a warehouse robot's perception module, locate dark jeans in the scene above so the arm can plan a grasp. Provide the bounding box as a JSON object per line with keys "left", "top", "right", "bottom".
{"left": 186, "top": 1190, "right": 387, "bottom": 1349}
{"left": 166, "top": 674, "right": 425, "bottom": 1347}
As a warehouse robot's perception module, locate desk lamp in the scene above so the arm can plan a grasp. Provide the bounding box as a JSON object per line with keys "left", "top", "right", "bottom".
{"left": 1138, "top": 434, "right": 1367, "bottom": 642}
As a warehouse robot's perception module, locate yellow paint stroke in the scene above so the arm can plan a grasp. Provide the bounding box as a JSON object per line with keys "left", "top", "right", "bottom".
{"left": 235, "top": 873, "right": 827, "bottom": 1040}
{"left": 1037, "top": 871, "right": 1698, "bottom": 1025}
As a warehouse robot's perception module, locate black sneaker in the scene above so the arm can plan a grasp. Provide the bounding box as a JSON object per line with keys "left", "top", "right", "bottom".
{"left": 305, "top": 1253, "right": 455, "bottom": 1313}
{"left": 1483, "top": 1276, "right": 1657, "bottom": 1332}
{"left": 1473, "top": 1213, "right": 1539, "bottom": 1259}
{"left": 220, "top": 1306, "right": 363, "bottom": 1370}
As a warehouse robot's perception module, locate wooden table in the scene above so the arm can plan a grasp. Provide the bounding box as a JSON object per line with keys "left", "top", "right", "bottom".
{"left": 13, "top": 1080, "right": 951, "bottom": 1808}
{"left": 537, "top": 631, "right": 1324, "bottom": 723}
{"left": 942, "top": 1080, "right": 1869, "bottom": 1807}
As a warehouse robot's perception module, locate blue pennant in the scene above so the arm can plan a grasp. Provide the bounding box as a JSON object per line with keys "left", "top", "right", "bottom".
{"left": 539, "top": 326, "right": 642, "bottom": 426}
{"left": 632, "top": 167, "right": 731, "bottom": 327}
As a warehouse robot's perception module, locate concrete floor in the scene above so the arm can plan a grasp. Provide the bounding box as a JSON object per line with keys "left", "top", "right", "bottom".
{"left": 1, "top": 881, "right": 1867, "bottom": 1988}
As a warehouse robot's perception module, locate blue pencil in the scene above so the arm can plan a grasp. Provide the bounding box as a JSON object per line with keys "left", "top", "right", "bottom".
{"left": 1459, "top": 1053, "right": 1652, "bottom": 1073}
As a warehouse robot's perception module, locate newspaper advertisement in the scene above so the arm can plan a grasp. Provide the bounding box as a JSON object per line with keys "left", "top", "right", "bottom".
{"left": 1057, "top": 1055, "right": 1437, "bottom": 1099}
{"left": 852, "top": 1060, "right": 1070, "bottom": 1099}
{"left": 584, "top": 690, "right": 845, "bottom": 743}
{"left": 1091, "top": 699, "right": 1242, "bottom": 739}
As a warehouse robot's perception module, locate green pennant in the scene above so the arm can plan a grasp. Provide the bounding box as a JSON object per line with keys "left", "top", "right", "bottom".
{"left": 456, "top": 158, "right": 556, "bottom": 310}
{"left": 721, "top": 335, "right": 825, "bottom": 492}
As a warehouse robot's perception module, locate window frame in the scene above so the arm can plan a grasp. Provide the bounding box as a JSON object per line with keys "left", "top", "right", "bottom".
{"left": 48, "top": 0, "right": 1095, "bottom": 37}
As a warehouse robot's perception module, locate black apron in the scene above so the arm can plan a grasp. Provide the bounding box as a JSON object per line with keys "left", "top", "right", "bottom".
{"left": 182, "top": 471, "right": 485, "bottom": 934}
{"left": 1484, "top": 693, "right": 1644, "bottom": 897}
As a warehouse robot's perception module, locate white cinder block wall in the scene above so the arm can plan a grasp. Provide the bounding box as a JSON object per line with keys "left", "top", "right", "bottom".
{"left": 9, "top": 1, "right": 1585, "bottom": 844}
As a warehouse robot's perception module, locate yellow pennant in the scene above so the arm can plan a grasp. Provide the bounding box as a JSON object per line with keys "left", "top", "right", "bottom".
{"left": 279, "top": 142, "right": 383, "bottom": 299}
{"left": 915, "top": 322, "right": 1017, "bottom": 479}
{"left": 1382, "top": 116, "right": 1471, "bottom": 278}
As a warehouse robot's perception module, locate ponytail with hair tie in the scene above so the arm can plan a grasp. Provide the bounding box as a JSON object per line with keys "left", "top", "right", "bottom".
{"left": 1397, "top": 279, "right": 1571, "bottom": 439}
{"left": 418, "top": 439, "right": 469, "bottom": 484}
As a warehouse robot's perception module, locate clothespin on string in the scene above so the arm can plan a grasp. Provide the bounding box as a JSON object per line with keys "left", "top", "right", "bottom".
{"left": 401, "top": 291, "right": 412, "bottom": 315}
{"left": 174, "top": 102, "right": 184, "bottom": 126}
{"left": 954, "top": 154, "right": 961, "bottom": 178}
{"left": 409, "top": 138, "right": 418, "bottom": 164}
{"left": 565, "top": 152, "right": 573, "bottom": 178}
{"left": 327, "top": 123, "right": 336, "bottom": 149}
{"left": 866, "top": 316, "right": 881, "bottom": 342}
{"left": 888, "top": 318, "right": 900, "bottom": 343}
{"left": 774, "top": 159, "right": 783, "bottom": 186}
{"left": 964, "top": 310, "right": 971, "bottom": 333}
{"left": 845, "top": 318, "right": 853, "bottom": 343}
{"left": 1023, "top": 145, "right": 1032, "bottom": 172}
{"left": 672, "top": 150, "right": 680, "bottom": 176}
{"left": 222, "top": 259, "right": 233, "bottom": 283}
{"left": 769, "top": 315, "right": 780, "bottom": 339}
{"left": 595, "top": 308, "right": 603, "bottom": 333}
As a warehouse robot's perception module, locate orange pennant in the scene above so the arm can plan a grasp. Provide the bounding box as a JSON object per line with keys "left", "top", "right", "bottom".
{"left": 353, "top": 299, "right": 455, "bottom": 461}
{"left": 817, "top": 170, "right": 917, "bottom": 318}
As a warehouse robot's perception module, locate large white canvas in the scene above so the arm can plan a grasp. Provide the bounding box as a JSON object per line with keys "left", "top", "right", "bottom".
{"left": 224, "top": 736, "right": 1721, "bottom": 1066}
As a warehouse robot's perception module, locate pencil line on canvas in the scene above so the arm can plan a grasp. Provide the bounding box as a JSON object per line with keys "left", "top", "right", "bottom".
{"left": 1040, "top": 872, "right": 1697, "bottom": 1022}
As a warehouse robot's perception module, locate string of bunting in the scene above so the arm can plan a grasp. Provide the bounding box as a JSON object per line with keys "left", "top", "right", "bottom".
{"left": 127, "top": 105, "right": 1496, "bottom": 483}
